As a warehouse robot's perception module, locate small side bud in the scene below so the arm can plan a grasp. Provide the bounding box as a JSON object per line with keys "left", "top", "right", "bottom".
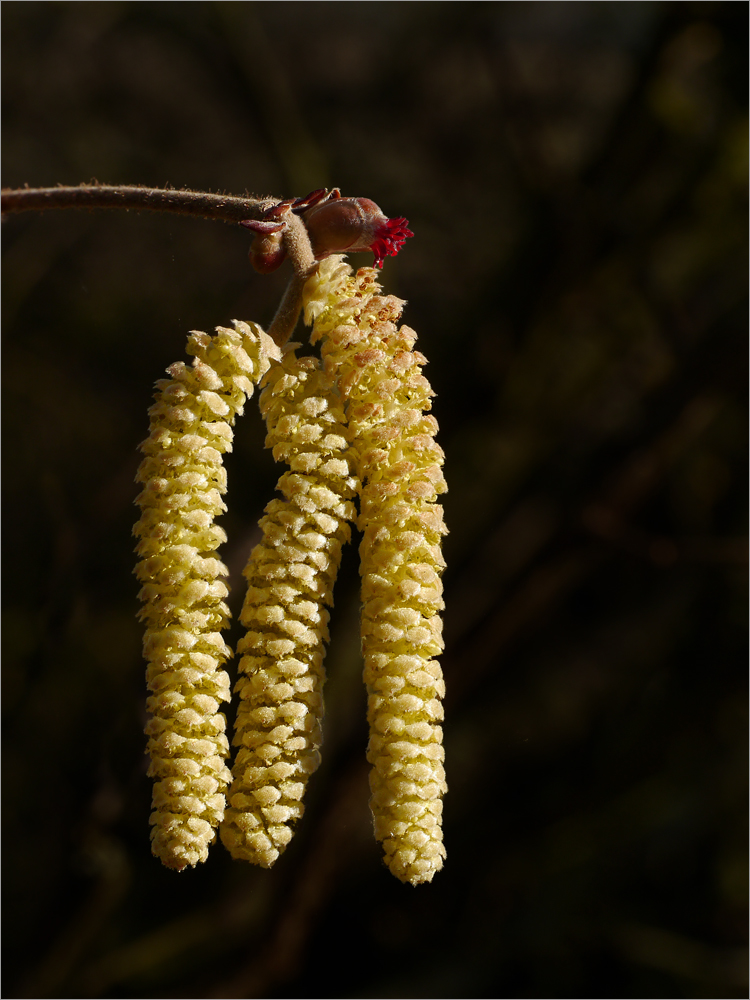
{"left": 241, "top": 219, "right": 288, "bottom": 274}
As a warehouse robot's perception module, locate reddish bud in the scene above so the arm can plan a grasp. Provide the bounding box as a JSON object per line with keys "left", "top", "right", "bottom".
{"left": 291, "top": 188, "right": 332, "bottom": 211}
{"left": 241, "top": 218, "right": 288, "bottom": 273}
{"left": 301, "top": 196, "right": 413, "bottom": 269}
{"left": 241, "top": 190, "right": 413, "bottom": 273}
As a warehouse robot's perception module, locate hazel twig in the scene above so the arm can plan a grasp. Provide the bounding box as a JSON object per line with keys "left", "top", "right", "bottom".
{"left": 0, "top": 184, "right": 277, "bottom": 224}
{"left": 2, "top": 183, "right": 320, "bottom": 347}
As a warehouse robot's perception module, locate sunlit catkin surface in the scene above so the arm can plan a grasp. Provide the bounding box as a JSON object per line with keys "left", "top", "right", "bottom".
{"left": 221, "top": 349, "right": 358, "bottom": 866}
{"left": 135, "top": 322, "right": 279, "bottom": 870}
{"left": 305, "top": 258, "right": 448, "bottom": 884}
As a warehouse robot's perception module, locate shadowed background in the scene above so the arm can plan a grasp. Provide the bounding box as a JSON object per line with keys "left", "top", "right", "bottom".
{"left": 2, "top": 3, "right": 747, "bottom": 998}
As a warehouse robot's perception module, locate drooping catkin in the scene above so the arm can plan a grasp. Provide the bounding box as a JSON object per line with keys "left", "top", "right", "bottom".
{"left": 305, "top": 257, "right": 448, "bottom": 885}
{"left": 220, "top": 349, "right": 358, "bottom": 867}
{"left": 135, "top": 321, "right": 280, "bottom": 870}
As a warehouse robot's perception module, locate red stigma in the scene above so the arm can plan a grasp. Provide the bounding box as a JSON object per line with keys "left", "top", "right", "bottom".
{"left": 370, "top": 217, "right": 414, "bottom": 269}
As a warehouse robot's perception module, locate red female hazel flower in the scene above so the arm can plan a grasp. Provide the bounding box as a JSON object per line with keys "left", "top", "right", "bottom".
{"left": 242, "top": 190, "right": 413, "bottom": 272}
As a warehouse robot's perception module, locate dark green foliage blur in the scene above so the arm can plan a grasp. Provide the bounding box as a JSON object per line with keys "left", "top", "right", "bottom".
{"left": 2, "top": 3, "right": 747, "bottom": 997}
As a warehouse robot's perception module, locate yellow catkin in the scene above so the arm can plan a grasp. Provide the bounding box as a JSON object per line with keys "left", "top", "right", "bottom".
{"left": 135, "top": 321, "right": 280, "bottom": 870}
{"left": 304, "top": 257, "right": 448, "bottom": 885}
{"left": 220, "top": 349, "right": 358, "bottom": 867}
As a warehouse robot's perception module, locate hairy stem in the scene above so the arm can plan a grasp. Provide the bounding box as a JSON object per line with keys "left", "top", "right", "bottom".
{"left": 1, "top": 183, "right": 319, "bottom": 341}
{"left": 0, "top": 184, "right": 277, "bottom": 224}
{"left": 267, "top": 273, "right": 306, "bottom": 346}
{"left": 267, "top": 216, "right": 318, "bottom": 345}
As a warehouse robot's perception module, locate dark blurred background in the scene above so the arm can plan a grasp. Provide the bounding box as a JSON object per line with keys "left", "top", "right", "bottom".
{"left": 2, "top": 3, "right": 747, "bottom": 998}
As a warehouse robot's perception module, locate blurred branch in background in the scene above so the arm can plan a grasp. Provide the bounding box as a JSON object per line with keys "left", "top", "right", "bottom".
{"left": 2, "top": 2, "right": 746, "bottom": 998}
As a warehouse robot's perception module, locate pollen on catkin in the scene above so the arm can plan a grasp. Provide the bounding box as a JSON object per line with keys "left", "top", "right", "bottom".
{"left": 220, "top": 348, "right": 358, "bottom": 867}
{"left": 135, "top": 321, "right": 280, "bottom": 870}
{"left": 304, "top": 257, "right": 448, "bottom": 885}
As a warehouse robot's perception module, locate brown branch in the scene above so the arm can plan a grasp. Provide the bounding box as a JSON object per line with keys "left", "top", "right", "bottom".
{"left": 0, "top": 184, "right": 278, "bottom": 224}
{"left": 1, "top": 183, "right": 320, "bottom": 345}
